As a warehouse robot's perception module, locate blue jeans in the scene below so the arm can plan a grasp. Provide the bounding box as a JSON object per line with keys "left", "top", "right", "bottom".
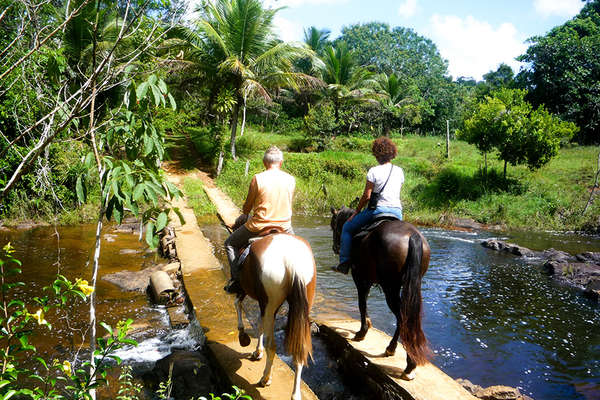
{"left": 339, "top": 206, "right": 403, "bottom": 263}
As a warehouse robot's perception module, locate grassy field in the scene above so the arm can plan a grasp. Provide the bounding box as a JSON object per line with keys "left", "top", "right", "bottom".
{"left": 199, "top": 125, "right": 599, "bottom": 232}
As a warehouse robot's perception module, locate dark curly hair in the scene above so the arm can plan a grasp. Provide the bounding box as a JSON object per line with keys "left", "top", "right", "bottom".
{"left": 372, "top": 137, "right": 397, "bottom": 164}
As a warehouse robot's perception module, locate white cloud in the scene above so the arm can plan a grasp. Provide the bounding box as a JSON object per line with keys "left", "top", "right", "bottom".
{"left": 533, "top": 0, "right": 583, "bottom": 17}
{"left": 273, "top": 15, "right": 305, "bottom": 42}
{"left": 398, "top": 0, "right": 417, "bottom": 18}
{"left": 428, "top": 15, "right": 528, "bottom": 81}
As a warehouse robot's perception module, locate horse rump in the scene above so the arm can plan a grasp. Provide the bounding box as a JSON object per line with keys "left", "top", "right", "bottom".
{"left": 399, "top": 233, "right": 430, "bottom": 365}
{"left": 285, "top": 272, "right": 313, "bottom": 365}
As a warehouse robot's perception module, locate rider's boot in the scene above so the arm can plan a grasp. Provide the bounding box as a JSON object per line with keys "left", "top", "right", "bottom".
{"left": 331, "top": 260, "right": 352, "bottom": 274}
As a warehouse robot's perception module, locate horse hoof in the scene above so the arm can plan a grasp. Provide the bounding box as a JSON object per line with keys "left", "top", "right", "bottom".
{"left": 250, "top": 350, "right": 263, "bottom": 361}
{"left": 384, "top": 348, "right": 395, "bottom": 357}
{"left": 258, "top": 376, "right": 271, "bottom": 387}
{"left": 401, "top": 370, "right": 416, "bottom": 381}
{"left": 353, "top": 332, "right": 366, "bottom": 342}
{"left": 239, "top": 331, "right": 251, "bottom": 347}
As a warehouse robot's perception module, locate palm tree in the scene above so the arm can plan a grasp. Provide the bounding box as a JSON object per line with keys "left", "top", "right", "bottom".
{"left": 374, "top": 73, "right": 427, "bottom": 136}
{"left": 188, "top": 0, "right": 318, "bottom": 158}
{"left": 321, "top": 42, "right": 374, "bottom": 126}
{"left": 304, "top": 26, "right": 330, "bottom": 54}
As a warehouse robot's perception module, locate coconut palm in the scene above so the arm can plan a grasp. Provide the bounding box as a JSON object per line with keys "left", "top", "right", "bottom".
{"left": 180, "top": 0, "right": 318, "bottom": 158}
{"left": 374, "top": 73, "right": 428, "bottom": 135}
{"left": 321, "top": 41, "right": 375, "bottom": 126}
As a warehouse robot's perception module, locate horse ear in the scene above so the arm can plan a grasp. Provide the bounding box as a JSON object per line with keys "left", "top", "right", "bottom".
{"left": 330, "top": 206, "right": 337, "bottom": 215}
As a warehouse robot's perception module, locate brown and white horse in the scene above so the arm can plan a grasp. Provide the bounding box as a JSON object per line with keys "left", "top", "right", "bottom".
{"left": 331, "top": 206, "right": 431, "bottom": 380}
{"left": 234, "top": 233, "right": 316, "bottom": 400}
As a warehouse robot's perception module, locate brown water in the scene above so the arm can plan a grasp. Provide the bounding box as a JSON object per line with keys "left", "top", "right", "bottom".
{"left": 0, "top": 225, "right": 198, "bottom": 396}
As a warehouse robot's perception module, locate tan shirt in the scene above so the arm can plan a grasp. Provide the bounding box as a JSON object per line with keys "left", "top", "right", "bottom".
{"left": 243, "top": 168, "right": 295, "bottom": 232}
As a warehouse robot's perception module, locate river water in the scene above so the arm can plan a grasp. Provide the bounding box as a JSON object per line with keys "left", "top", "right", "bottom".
{"left": 290, "top": 216, "right": 600, "bottom": 400}
{"left": 3, "top": 219, "right": 600, "bottom": 400}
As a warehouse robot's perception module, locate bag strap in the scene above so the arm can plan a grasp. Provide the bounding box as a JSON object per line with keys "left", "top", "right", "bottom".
{"left": 379, "top": 164, "right": 394, "bottom": 193}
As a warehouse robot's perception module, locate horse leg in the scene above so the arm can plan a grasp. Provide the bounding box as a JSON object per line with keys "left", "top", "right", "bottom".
{"left": 353, "top": 279, "right": 372, "bottom": 341}
{"left": 402, "top": 355, "right": 417, "bottom": 381}
{"left": 290, "top": 361, "right": 303, "bottom": 400}
{"left": 382, "top": 286, "right": 401, "bottom": 357}
{"left": 258, "top": 304, "right": 277, "bottom": 387}
{"left": 235, "top": 295, "right": 251, "bottom": 347}
{"left": 251, "top": 304, "right": 265, "bottom": 361}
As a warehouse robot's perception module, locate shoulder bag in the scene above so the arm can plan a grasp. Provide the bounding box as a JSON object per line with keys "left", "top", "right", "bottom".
{"left": 367, "top": 164, "right": 394, "bottom": 210}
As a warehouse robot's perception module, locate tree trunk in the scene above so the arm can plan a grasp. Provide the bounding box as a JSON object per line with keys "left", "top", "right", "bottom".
{"left": 240, "top": 89, "right": 248, "bottom": 138}
{"left": 484, "top": 152, "right": 488, "bottom": 178}
{"left": 229, "top": 99, "right": 240, "bottom": 160}
{"left": 504, "top": 160, "right": 507, "bottom": 180}
{"left": 583, "top": 150, "right": 600, "bottom": 214}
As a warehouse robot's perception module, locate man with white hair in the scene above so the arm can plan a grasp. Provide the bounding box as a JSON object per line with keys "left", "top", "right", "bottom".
{"left": 224, "top": 146, "right": 296, "bottom": 294}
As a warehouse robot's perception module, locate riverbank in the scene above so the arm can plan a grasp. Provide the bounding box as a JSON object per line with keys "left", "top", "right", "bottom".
{"left": 186, "top": 125, "right": 600, "bottom": 233}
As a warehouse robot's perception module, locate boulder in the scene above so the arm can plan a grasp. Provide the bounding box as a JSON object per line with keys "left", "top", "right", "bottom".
{"left": 103, "top": 264, "right": 163, "bottom": 292}
{"left": 145, "top": 350, "right": 220, "bottom": 400}
{"left": 475, "top": 385, "right": 533, "bottom": 400}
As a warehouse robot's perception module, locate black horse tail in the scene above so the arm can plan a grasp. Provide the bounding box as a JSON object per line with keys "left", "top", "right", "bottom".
{"left": 285, "top": 272, "right": 313, "bottom": 365}
{"left": 399, "top": 233, "right": 430, "bottom": 365}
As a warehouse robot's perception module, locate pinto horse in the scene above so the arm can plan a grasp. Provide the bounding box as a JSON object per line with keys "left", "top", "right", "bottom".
{"left": 330, "top": 206, "right": 431, "bottom": 380}
{"left": 233, "top": 232, "right": 316, "bottom": 400}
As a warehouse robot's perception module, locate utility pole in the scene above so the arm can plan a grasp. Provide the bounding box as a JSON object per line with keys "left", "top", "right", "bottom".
{"left": 446, "top": 120, "right": 450, "bottom": 159}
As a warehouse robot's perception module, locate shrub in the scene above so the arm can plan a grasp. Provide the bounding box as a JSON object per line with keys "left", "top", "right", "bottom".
{"left": 303, "top": 103, "right": 337, "bottom": 151}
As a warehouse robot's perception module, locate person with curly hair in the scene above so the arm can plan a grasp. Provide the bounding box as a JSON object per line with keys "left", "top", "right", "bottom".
{"left": 332, "top": 137, "right": 405, "bottom": 273}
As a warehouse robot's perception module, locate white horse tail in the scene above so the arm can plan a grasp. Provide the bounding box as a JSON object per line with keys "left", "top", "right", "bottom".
{"left": 285, "top": 270, "right": 313, "bottom": 365}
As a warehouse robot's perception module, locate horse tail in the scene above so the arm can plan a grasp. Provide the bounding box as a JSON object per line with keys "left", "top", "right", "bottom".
{"left": 399, "top": 233, "right": 429, "bottom": 365}
{"left": 285, "top": 271, "right": 313, "bottom": 365}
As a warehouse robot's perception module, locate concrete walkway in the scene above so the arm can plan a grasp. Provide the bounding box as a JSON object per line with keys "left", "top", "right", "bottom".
{"left": 317, "top": 319, "right": 478, "bottom": 400}
{"left": 164, "top": 168, "right": 317, "bottom": 400}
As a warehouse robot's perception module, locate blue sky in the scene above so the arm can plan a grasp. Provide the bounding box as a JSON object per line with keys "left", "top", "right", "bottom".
{"left": 261, "top": 0, "right": 585, "bottom": 80}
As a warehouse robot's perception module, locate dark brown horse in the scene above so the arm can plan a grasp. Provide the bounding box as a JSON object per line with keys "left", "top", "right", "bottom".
{"left": 234, "top": 233, "right": 317, "bottom": 400}
{"left": 330, "top": 206, "right": 431, "bottom": 379}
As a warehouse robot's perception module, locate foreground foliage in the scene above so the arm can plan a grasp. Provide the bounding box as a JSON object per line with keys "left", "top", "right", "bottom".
{"left": 0, "top": 243, "right": 137, "bottom": 400}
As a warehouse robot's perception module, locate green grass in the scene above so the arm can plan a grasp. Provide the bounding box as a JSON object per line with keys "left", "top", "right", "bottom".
{"left": 182, "top": 177, "right": 219, "bottom": 224}
{"left": 211, "top": 128, "right": 600, "bottom": 232}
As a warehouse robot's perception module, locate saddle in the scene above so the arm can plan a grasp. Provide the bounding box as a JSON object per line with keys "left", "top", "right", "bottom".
{"left": 351, "top": 213, "right": 400, "bottom": 249}
{"left": 235, "top": 226, "right": 286, "bottom": 268}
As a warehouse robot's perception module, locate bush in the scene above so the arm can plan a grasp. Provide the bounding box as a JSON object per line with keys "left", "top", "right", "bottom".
{"left": 303, "top": 103, "right": 337, "bottom": 151}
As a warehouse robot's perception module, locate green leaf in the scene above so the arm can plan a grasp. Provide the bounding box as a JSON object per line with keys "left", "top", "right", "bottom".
{"left": 136, "top": 81, "right": 149, "bottom": 100}
{"left": 158, "top": 79, "right": 167, "bottom": 93}
{"left": 155, "top": 212, "right": 168, "bottom": 232}
{"left": 100, "top": 322, "right": 113, "bottom": 335}
{"left": 114, "top": 201, "right": 124, "bottom": 224}
{"left": 168, "top": 93, "right": 177, "bottom": 110}
{"left": 76, "top": 176, "right": 86, "bottom": 203}
{"left": 143, "top": 134, "right": 153, "bottom": 156}
{"left": 173, "top": 207, "right": 185, "bottom": 225}
{"left": 145, "top": 222, "right": 155, "bottom": 247}
{"left": 133, "top": 183, "right": 145, "bottom": 201}
{"left": 84, "top": 152, "right": 95, "bottom": 169}
{"left": 150, "top": 84, "right": 162, "bottom": 107}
